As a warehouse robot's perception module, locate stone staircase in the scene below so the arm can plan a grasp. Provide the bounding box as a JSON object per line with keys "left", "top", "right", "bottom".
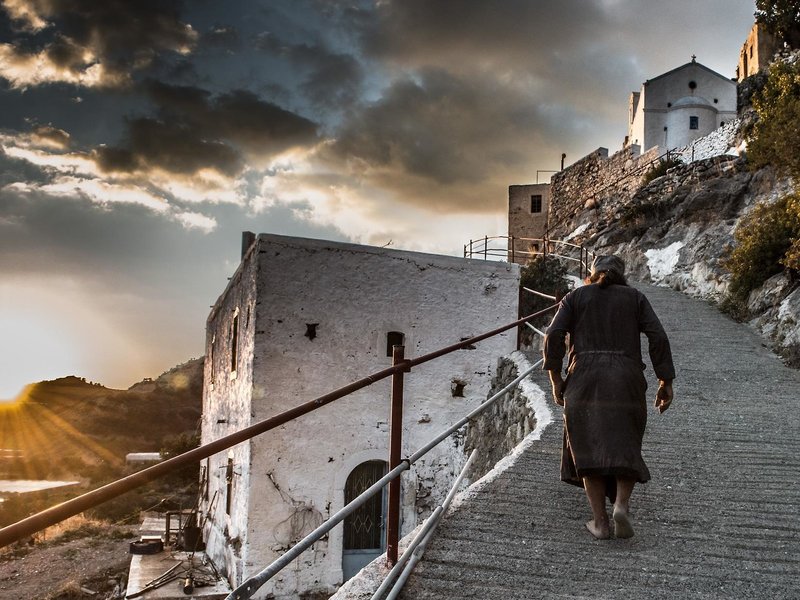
{"left": 397, "top": 283, "right": 800, "bottom": 600}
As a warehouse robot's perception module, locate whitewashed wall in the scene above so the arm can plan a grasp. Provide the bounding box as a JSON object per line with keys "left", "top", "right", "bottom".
{"left": 672, "top": 118, "right": 742, "bottom": 163}
{"left": 201, "top": 240, "right": 260, "bottom": 589}
{"left": 628, "top": 61, "right": 737, "bottom": 153}
{"left": 202, "top": 234, "right": 520, "bottom": 599}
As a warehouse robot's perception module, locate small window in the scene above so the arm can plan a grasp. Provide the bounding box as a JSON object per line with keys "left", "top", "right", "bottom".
{"left": 209, "top": 334, "right": 216, "bottom": 385}
{"left": 689, "top": 116, "right": 699, "bottom": 130}
{"left": 230, "top": 312, "right": 239, "bottom": 371}
{"left": 305, "top": 323, "right": 319, "bottom": 340}
{"left": 451, "top": 379, "right": 466, "bottom": 397}
{"left": 201, "top": 460, "right": 209, "bottom": 500}
{"left": 386, "top": 331, "right": 405, "bottom": 357}
{"left": 530, "top": 195, "right": 542, "bottom": 213}
{"left": 225, "top": 457, "right": 234, "bottom": 515}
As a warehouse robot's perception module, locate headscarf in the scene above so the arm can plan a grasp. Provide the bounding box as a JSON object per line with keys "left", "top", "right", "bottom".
{"left": 590, "top": 255, "right": 626, "bottom": 278}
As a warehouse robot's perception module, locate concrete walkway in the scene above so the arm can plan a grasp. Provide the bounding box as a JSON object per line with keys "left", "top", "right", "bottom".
{"left": 400, "top": 283, "right": 800, "bottom": 600}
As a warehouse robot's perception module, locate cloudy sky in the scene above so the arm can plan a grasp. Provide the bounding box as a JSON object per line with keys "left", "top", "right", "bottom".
{"left": 0, "top": 0, "right": 756, "bottom": 399}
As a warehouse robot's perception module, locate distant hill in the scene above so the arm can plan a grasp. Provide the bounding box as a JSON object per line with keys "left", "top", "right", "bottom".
{"left": 0, "top": 358, "right": 204, "bottom": 480}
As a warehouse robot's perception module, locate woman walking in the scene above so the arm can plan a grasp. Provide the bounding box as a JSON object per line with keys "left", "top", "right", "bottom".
{"left": 543, "top": 255, "right": 675, "bottom": 539}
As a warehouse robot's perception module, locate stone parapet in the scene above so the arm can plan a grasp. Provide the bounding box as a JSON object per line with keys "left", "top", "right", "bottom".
{"left": 548, "top": 145, "right": 660, "bottom": 234}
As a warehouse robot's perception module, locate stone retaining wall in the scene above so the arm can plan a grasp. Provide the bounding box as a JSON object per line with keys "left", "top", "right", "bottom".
{"left": 548, "top": 121, "right": 744, "bottom": 237}
{"left": 549, "top": 145, "right": 660, "bottom": 232}
{"left": 463, "top": 357, "right": 537, "bottom": 481}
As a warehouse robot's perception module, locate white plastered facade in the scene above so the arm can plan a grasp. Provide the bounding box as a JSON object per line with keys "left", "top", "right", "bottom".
{"left": 200, "top": 234, "right": 520, "bottom": 599}
{"left": 627, "top": 60, "right": 737, "bottom": 154}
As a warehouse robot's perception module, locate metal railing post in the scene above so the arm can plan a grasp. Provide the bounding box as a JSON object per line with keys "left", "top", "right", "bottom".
{"left": 387, "top": 345, "right": 407, "bottom": 566}
{"left": 580, "top": 246, "right": 589, "bottom": 279}
{"left": 483, "top": 235, "right": 488, "bottom": 260}
{"left": 510, "top": 236, "right": 515, "bottom": 264}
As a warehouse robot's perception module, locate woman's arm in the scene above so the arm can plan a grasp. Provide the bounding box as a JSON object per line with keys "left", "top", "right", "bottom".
{"left": 655, "top": 379, "right": 673, "bottom": 413}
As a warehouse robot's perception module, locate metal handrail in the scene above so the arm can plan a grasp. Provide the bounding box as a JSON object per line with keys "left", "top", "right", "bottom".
{"left": 227, "top": 355, "right": 546, "bottom": 600}
{"left": 0, "top": 304, "right": 558, "bottom": 549}
{"left": 522, "top": 287, "right": 557, "bottom": 301}
{"left": 374, "top": 448, "right": 479, "bottom": 600}
{"left": 464, "top": 236, "right": 595, "bottom": 279}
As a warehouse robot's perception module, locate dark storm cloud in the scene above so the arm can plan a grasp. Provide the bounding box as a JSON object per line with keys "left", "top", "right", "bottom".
{"left": 95, "top": 82, "right": 319, "bottom": 176}
{"left": 0, "top": 146, "right": 52, "bottom": 186}
{"left": 0, "top": 0, "right": 196, "bottom": 87}
{"left": 357, "top": 0, "right": 609, "bottom": 70}
{"left": 29, "top": 124, "right": 70, "bottom": 148}
{"left": 255, "top": 32, "right": 363, "bottom": 110}
{"left": 200, "top": 25, "right": 241, "bottom": 51}
{"left": 204, "top": 89, "right": 320, "bottom": 154}
{"left": 0, "top": 153, "right": 347, "bottom": 288}
{"left": 95, "top": 117, "right": 244, "bottom": 176}
{"left": 326, "top": 69, "right": 569, "bottom": 193}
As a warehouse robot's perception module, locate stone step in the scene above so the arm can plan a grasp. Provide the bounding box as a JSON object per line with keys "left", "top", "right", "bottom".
{"left": 398, "top": 283, "right": 800, "bottom": 600}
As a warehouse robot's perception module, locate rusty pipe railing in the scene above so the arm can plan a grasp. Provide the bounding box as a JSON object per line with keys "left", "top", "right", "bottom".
{"left": 0, "top": 304, "right": 558, "bottom": 549}
{"left": 465, "top": 236, "right": 595, "bottom": 279}
{"left": 227, "top": 356, "right": 546, "bottom": 600}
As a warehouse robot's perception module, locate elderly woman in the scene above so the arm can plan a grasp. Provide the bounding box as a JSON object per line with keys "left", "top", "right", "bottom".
{"left": 543, "top": 255, "right": 675, "bottom": 540}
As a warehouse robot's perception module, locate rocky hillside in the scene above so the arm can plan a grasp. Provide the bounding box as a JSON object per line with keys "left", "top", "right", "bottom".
{"left": 551, "top": 154, "right": 800, "bottom": 365}
{"left": 0, "top": 357, "right": 204, "bottom": 481}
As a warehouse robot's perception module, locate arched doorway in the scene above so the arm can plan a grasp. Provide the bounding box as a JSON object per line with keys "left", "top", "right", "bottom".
{"left": 342, "top": 460, "right": 387, "bottom": 581}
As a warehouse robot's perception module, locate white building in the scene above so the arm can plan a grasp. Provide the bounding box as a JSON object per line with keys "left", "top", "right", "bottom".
{"left": 627, "top": 58, "right": 737, "bottom": 154}
{"left": 200, "top": 233, "right": 520, "bottom": 599}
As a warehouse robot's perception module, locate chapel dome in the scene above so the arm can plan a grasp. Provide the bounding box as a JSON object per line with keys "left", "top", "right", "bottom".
{"left": 670, "top": 95, "right": 714, "bottom": 109}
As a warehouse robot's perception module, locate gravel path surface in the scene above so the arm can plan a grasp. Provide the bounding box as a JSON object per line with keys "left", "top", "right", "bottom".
{"left": 399, "top": 283, "right": 800, "bottom": 600}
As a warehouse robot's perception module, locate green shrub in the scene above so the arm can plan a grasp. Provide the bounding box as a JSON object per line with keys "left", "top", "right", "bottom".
{"left": 519, "top": 256, "right": 570, "bottom": 342}
{"left": 747, "top": 60, "right": 800, "bottom": 178}
{"left": 755, "top": 0, "right": 800, "bottom": 48}
{"left": 160, "top": 432, "right": 201, "bottom": 485}
{"left": 641, "top": 156, "right": 682, "bottom": 187}
{"left": 721, "top": 193, "right": 800, "bottom": 316}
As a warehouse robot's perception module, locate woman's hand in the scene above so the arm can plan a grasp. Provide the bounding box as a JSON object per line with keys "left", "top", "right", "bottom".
{"left": 548, "top": 370, "right": 565, "bottom": 406}
{"left": 655, "top": 380, "right": 673, "bottom": 413}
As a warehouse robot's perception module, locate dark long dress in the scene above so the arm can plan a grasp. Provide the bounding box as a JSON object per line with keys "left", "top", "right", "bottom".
{"left": 543, "top": 283, "right": 675, "bottom": 500}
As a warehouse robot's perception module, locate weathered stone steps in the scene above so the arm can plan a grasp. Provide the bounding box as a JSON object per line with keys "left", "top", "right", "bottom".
{"left": 398, "top": 283, "right": 800, "bottom": 600}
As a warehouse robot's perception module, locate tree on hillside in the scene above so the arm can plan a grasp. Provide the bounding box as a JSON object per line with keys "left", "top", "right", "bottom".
{"left": 755, "top": 0, "right": 800, "bottom": 48}
{"left": 747, "top": 59, "right": 800, "bottom": 179}
{"left": 519, "top": 256, "right": 570, "bottom": 345}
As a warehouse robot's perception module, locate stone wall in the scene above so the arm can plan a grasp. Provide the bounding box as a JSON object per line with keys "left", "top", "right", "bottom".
{"left": 548, "top": 145, "right": 660, "bottom": 234}
{"left": 463, "top": 357, "right": 536, "bottom": 481}
{"left": 508, "top": 183, "right": 549, "bottom": 264}
{"left": 547, "top": 119, "right": 746, "bottom": 240}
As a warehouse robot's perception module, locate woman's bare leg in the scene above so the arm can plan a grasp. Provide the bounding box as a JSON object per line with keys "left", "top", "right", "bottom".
{"left": 582, "top": 476, "right": 610, "bottom": 539}
{"left": 613, "top": 477, "right": 636, "bottom": 538}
